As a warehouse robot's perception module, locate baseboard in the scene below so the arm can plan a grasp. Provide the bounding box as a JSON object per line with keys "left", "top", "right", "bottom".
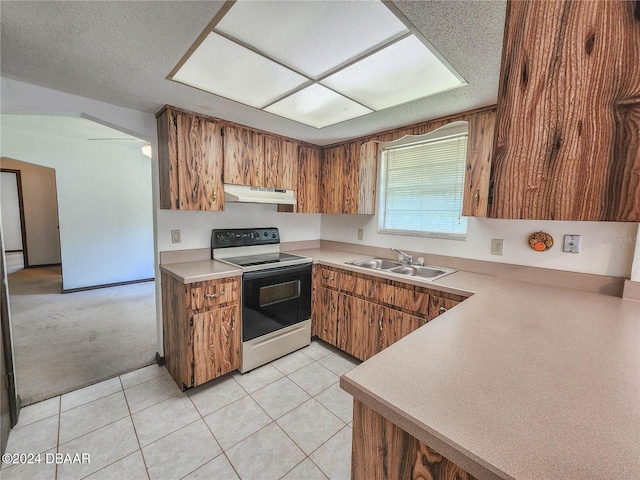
{"left": 155, "top": 352, "right": 165, "bottom": 366}
{"left": 25, "top": 263, "right": 61, "bottom": 268}
{"left": 62, "top": 277, "right": 155, "bottom": 294}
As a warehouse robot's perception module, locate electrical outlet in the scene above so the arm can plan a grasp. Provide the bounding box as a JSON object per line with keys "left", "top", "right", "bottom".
{"left": 171, "top": 230, "right": 181, "bottom": 244}
{"left": 491, "top": 238, "right": 504, "bottom": 255}
{"left": 563, "top": 235, "right": 580, "bottom": 253}
{"left": 357, "top": 229, "right": 364, "bottom": 241}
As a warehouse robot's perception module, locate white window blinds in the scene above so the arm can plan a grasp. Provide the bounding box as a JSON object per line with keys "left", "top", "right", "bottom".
{"left": 380, "top": 133, "right": 468, "bottom": 238}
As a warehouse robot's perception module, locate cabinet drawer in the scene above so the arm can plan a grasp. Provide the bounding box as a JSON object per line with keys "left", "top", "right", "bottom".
{"left": 190, "top": 280, "right": 239, "bottom": 310}
{"left": 340, "top": 271, "right": 380, "bottom": 301}
{"left": 318, "top": 267, "right": 339, "bottom": 289}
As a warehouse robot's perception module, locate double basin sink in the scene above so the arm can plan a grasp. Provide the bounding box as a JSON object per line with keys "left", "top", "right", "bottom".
{"left": 345, "top": 258, "right": 455, "bottom": 282}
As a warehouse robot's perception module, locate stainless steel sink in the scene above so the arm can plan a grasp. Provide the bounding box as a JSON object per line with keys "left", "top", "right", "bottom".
{"left": 347, "top": 258, "right": 402, "bottom": 269}
{"left": 346, "top": 258, "right": 456, "bottom": 282}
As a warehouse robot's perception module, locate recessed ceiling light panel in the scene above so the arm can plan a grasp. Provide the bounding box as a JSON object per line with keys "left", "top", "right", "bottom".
{"left": 172, "top": 32, "right": 308, "bottom": 108}
{"left": 321, "top": 35, "right": 465, "bottom": 111}
{"left": 215, "top": 1, "right": 409, "bottom": 79}
{"left": 264, "top": 84, "right": 372, "bottom": 129}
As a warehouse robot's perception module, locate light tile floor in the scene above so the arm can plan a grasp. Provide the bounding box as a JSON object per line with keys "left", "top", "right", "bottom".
{"left": 1, "top": 339, "right": 359, "bottom": 480}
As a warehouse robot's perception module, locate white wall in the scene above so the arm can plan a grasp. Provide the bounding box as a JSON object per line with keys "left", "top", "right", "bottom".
{"left": 1, "top": 125, "right": 154, "bottom": 289}
{"left": 0, "top": 172, "right": 23, "bottom": 251}
{"left": 322, "top": 214, "right": 637, "bottom": 278}
{"left": 157, "top": 205, "right": 321, "bottom": 252}
{"left": 1, "top": 159, "right": 61, "bottom": 265}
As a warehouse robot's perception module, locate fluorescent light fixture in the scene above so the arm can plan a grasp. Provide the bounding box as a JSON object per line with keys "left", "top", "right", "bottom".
{"left": 172, "top": 32, "right": 308, "bottom": 109}
{"left": 170, "top": 1, "right": 466, "bottom": 128}
{"left": 215, "top": 1, "right": 409, "bottom": 79}
{"left": 265, "top": 84, "right": 372, "bottom": 129}
{"left": 322, "top": 35, "right": 464, "bottom": 111}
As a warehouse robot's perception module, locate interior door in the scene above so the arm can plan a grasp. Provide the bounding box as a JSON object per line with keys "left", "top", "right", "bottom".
{"left": 1, "top": 225, "right": 20, "bottom": 454}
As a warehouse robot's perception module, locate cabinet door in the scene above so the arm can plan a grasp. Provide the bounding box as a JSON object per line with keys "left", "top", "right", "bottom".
{"left": 224, "top": 126, "right": 265, "bottom": 186}
{"left": 320, "top": 145, "right": 344, "bottom": 214}
{"left": 462, "top": 110, "right": 495, "bottom": 217}
{"left": 491, "top": 0, "right": 639, "bottom": 221}
{"left": 427, "top": 296, "right": 459, "bottom": 321}
{"left": 297, "top": 145, "right": 321, "bottom": 213}
{"left": 338, "top": 294, "right": 377, "bottom": 361}
{"left": 316, "top": 286, "right": 339, "bottom": 347}
{"left": 264, "top": 136, "right": 298, "bottom": 190}
{"left": 385, "top": 309, "right": 421, "bottom": 349}
{"left": 342, "top": 143, "right": 360, "bottom": 214}
{"left": 357, "top": 141, "right": 377, "bottom": 214}
{"left": 192, "top": 305, "right": 241, "bottom": 387}
{"left": 157, "top": 109, "right": 224, "bottom": 211}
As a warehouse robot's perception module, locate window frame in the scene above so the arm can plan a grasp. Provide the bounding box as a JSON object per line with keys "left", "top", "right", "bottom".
{"left": 377, "top": 121, "right": 468, "bottom": 240}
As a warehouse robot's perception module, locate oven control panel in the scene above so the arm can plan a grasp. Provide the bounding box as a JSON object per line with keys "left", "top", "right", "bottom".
{"left": 211, "top": 228, "right": 280, "bottom": 248}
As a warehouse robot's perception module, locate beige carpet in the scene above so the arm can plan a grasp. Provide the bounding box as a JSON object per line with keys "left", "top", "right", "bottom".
{"left": 8, "top": 266, "right": 156, "bottom": 405}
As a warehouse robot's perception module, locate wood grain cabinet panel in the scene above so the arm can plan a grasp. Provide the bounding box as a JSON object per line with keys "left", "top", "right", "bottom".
{"left": 161, "top": 273, "right": 241, "bottom": 389}
{"left": 192, "top": 305, "right": 240, "bottom": 386}
{"left": 157, "top": 108, "right": 224, "bottom": 211}
{"left": 320, "top": 141, "right": 377, "bottom": 214}
{"left": 223, "top": 125, "right": 265, "bottom": 187}
{"left": 491, "top": 0, "right": 640, "bottom": 221}
{"left": 264, "top": 136, "right": 298, "bottom": 190}
{"left": 277, "top": 144, "right": 321, "bottom": 213}
{"left": 352, "top": 399, "right": 476, "bottom": 480}
{"left": 338, "top": 294, "right": 378, "bottom": 361}
{"left": 428, "top": 295, "right": 460, "bottom": 320}
{"left": 315, "top": 286, "right": 339, "bottom": 347}
{"left": 462, "top": 110, "right": 496, "bottom": 217}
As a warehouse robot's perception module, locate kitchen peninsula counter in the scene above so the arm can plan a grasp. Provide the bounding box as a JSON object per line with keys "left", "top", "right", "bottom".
{"left": 289, "top": 247, "right": 640, "bottom": 480}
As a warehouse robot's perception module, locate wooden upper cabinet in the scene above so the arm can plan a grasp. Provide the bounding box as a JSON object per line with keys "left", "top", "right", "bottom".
{"left": 491, "top": 0, "right": 640, "bottom": 221}
{"left": 157, "top": 107, "right": 223, "bottom": 211}
{"left": 462, "top": 110, "right": 496, "bottom": 217}
{"left": 264, "top": 136, "right": 298, "bottom": 190}
{"left": 223, "top": 126, "right": 265, "bottom": 187}
{"left": 320, "top": 141, "right": 377, "bottom": 214}
{"left": 297, "top": 145, "right": 321, "bottom": 213}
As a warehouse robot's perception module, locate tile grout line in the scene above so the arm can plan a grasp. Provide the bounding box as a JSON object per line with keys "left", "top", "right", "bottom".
{"left": 55, "top": 395, "right": 61, "bottom": 480}
{"left": 117, "top": 374, "right": 151, "bottom": 480}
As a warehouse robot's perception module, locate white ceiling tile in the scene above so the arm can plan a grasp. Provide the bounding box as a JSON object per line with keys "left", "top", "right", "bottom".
{"left": 264, "top": 84, "right": 372, "bottom": 129}
{"left": 172, "top": 32, "right": 308, "bottom": 109}
{"left": 215, "top": 1, "right": 409, "bottom": 79}
{"left": 321, "top": 35, "right": 465, "bottom": 111}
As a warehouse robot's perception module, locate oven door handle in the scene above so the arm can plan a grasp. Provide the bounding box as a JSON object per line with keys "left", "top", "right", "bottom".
{"left": 242, "top": 263, "right": 311, "bottom": 280}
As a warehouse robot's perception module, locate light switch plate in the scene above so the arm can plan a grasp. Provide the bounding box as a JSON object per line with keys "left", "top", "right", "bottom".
{"left": 171, "top": 230, "right": 181, "bottom": 244}
{"left": 357, "top": 229, "right": 364, "bottom": 241}
{"left": 563, "top": 235, "right": 580, "bottom": 253}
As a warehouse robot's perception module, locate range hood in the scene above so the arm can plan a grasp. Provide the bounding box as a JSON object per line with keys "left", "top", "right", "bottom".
{"left": 223, "top": 184, "right": 296, "bottom": 205}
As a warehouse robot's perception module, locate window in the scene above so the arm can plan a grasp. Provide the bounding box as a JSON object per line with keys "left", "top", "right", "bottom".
{"left": 379, "top": 123, "right": 468, "bottom": 239}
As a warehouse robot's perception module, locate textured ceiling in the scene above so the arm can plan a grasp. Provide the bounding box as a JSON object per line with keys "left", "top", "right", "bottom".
{"left": 0, "top": 1, "right": 506, "bottom": 146}
{"left": 1, "top": 114, "right": 146, "bottom": 144}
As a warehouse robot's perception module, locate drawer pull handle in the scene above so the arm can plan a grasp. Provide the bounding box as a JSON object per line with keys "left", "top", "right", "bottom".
{"left": 439, "top": 306, "right": 447, "bottom": 313}
{"left": 231, "top": 313, "right": 235, "bottom": 331}
{"left": 205, "top": 290, "right": 225, "bottom": 299}
{"left": 322, "top": 273, "right": 335, "bottom": 280}
{"left": 379, "top": 312, "right": 383, "bottom": 331}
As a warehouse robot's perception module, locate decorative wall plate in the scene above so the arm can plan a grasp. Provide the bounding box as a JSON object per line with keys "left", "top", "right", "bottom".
{"left": 528, "top": 231, "right": 553, "bottom": 251}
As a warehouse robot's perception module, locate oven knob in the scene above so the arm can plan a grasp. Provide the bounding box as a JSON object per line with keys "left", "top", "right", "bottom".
{"left": 263, "top": 232, "right": 268, "bottom": 237}
{"left": 254, "top": 232, "right": 260, "bottom": 238}
{"left": 272, "top": 234, "right": 276, "bottom": 239}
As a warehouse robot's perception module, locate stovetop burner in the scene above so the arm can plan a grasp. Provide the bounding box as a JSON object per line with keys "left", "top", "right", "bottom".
{"left": 211, "top": 227, "right": 312, "bottom": 272}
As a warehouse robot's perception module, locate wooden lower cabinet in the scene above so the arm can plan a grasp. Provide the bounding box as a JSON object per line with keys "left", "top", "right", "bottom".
{"left": 315, "top": 286, "right": 339, "bottom": 347}
{"left": 312, "top": 265, "right": 467, "bottom": 362}
{"left": 192, "top": 305, "right": 240, "bottom": 386}
{"left": 352, "top": 399, "right": 476, "bottom": 480}
{"left": 161, "top": 272, "right": 241, "bottom": 389}
{"left": 337, "top": 294, "right": 378, "bottom": 360}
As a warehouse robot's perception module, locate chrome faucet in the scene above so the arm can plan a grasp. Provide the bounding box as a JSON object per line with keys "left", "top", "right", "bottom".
{"left": 390, "top": 248, "right": 413, "bottom": 265}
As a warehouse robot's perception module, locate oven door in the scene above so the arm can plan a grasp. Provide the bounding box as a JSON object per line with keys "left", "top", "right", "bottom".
{"left": 242, "top": 263, "right": 311, "bottom": 342}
